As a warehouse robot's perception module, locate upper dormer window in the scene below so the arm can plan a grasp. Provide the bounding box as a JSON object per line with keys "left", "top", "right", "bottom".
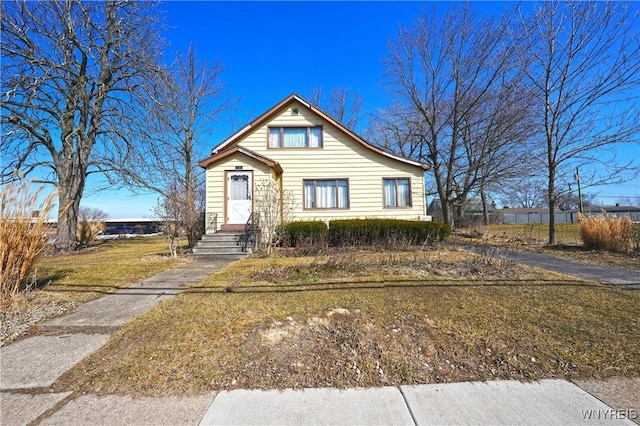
{"left": 268, "top": 126, "right": 322, "bottom": 148}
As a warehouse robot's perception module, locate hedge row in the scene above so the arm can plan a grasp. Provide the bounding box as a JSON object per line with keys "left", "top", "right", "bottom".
{"left": 281, "top": 219, "right": 451, "bottom": 248}
{"left": 281, "top": 220, "right": 329, "bottom": 247}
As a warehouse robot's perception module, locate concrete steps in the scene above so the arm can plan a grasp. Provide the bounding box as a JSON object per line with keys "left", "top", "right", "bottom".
{"left": 191, "top": 232, "right": 250, "bottom": 260}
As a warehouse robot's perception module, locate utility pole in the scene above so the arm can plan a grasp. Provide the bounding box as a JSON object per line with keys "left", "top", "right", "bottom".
{"left": 575, "top": 167, "right": 584, "bottom": 214}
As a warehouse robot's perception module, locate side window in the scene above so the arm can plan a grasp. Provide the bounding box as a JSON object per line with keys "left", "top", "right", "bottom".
{"left": 383, "top": 178, "right": 411, "bottom": 207}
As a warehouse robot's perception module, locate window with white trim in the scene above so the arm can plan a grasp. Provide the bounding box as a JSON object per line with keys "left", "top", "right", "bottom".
{"left": 304, "top": 179, "right": 349, "bottom": 209}
{"left": 269, "top": 126, "right": 322, "bottom": 148}
{"left": 383, "top": 178, "right": 411, "bottom": 207}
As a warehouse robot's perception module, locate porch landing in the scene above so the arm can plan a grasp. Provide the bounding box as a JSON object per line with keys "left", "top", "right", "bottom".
{"left": 218, "top": 224, "right": 246, "bottom": 232}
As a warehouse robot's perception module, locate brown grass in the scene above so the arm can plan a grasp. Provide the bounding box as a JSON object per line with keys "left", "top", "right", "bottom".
{"left": 53, "top": 249, "right": 640, "bottom": 396}
{"left": 77, "top": 221, "right": 105, "bottom": 247}
{"left": 452, "top": 223, "right": 639, "bottom": 271}
{"left": 0, "top": 181, "right": 56, "bottom": 300}
{"left": 453, "top": 223, "right": 582, "bottom": 246}
{"left": 578, "top": 213, "right": 632, "bottom": 252}
{"left": 1, "top": 237, "right": 190, "bottom": 345}
{"left": 34, "top": 237, "right": 190, "bottom": 301}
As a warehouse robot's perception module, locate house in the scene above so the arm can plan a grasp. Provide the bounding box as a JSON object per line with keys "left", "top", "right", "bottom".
{"left": 197, "top": 94, "right": 429, "bottom": 235}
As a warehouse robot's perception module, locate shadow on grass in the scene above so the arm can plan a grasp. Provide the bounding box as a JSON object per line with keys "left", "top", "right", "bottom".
{"left": 185, "top": 278, "right": 617, "bottom": 295}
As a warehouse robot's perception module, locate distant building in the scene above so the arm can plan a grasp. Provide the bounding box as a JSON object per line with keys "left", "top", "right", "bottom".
{"left": 496, "top": 206, "right": 640, "bottom": 224}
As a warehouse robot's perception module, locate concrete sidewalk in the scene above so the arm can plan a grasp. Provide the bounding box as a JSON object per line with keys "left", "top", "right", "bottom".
{"left": 2, "top": 379, "right": 637, "bottom": 425}
{"left": 1, "top": 259, "right": 231, "bottom": 425}
{"left": 201, "top": 380, "right": 637, "bottom": 425}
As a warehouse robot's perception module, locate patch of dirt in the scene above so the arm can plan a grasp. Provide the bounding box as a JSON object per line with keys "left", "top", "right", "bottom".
{"left": 574, "top": 377, "right": 640, "bottom": 424}
{"left": 211, "top": 304, "right": 560, "bottom": 391}
{"left": 248, "top": 252, "right": 529, "bottom": 284}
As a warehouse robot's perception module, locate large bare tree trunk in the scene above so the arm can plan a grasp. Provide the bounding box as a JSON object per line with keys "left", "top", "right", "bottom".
{"left": 1, "top": 1, "right": 165, "bottom": 252}
{"left": 547, "top": 168, "right": 556, "bottom": 246}
{"left": 481, "top": 189, "right": 490, "bottom": 226}
{"left": 56, "top": 189, "right": 81, "bottom": 253}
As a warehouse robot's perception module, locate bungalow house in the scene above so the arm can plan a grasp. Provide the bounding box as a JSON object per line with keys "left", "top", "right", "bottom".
{"left": 197, "top": 94, "right": 429, "bottom": 235}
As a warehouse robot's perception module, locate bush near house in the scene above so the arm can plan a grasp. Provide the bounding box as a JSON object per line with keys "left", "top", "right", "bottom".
{"left": 281, "top": 221, "right": 328, "bottom": 248}
{"left": 578, "top": 213, "right": 632, "bottom": 252}
{"left": 328, "top": 219, "right": 451, "bottom": 247}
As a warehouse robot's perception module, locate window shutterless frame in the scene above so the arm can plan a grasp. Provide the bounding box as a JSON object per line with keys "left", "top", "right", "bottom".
{"left": 303, "top": 178, "right": 350, "bottom": 210}
{"left": 382, "top": 177, "right": 412, "bottom": 208}
{"left": 267, "top": 126, "right": 323, "bottom": 149}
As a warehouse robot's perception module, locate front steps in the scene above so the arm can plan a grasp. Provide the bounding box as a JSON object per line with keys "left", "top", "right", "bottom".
{"left": 192, "top": 232, "right": 250, "bottom": 260}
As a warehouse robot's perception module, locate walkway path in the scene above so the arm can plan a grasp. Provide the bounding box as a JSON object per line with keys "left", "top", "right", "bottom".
{"left": 458, "top": 243, "right": 640, "bottom": 290}
{"left": 1, "top": 251, "right": 638, "bottom": 425}
{"left": 1, "top": 259, "right": 230, "bottom": 425}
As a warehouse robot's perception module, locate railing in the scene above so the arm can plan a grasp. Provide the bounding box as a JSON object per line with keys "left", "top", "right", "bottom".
{"left": 239, "top": 213, "right": 259, "bottom": 252}
{"left": 205, "top": 212, "right": 218, "bottom": 235}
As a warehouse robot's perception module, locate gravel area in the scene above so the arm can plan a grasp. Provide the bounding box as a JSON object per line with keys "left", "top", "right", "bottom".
{"left": 0, "top": 298, "right": 77, "bottom": 346}
{"left": 574, "top": 377, "right": 640, "bottom": 424}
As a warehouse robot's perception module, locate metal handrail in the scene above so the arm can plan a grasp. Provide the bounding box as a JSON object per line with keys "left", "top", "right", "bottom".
{"left": 240, "top": 212, "right": 259, "bottom": 252}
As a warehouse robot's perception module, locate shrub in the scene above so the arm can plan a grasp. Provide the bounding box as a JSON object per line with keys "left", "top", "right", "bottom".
{"left": 77, "top": 207, "right": 108, "bottom": 248}
{"left": 77, "top": 221, "right": 106, "bottom": 247}
{"left": 1, "top": 181, "right": 55, "bottom": 300}
{"left": 578, "top": 213, "right": 632, "bottom": 252}
{"left": 631, "top": 222, "right": 640, "bottom": 251}
{"left": 327, "top": 219, "right": 451, "bottom": 247}
{"left": 282, "top": 221, "right": 328, "bottom": 248}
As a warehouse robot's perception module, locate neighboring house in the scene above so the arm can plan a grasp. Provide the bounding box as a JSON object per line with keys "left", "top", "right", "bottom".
{"left": 197, "top": 93, "right": 429, "bottom": 234}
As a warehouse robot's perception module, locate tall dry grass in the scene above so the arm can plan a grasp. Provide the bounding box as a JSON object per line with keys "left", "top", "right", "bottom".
{"left": 0, "top": 181, "right": 56, "bottom": 300}
{"left": 77, "top": 222, "right": 105, "bottom": 247}
{"left": 578, "top": 213, "right": 632, "bottom": 252}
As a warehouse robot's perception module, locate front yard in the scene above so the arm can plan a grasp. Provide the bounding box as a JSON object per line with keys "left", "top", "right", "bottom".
{"left": 453, "top": 223, "right": 640, "bottom": 271}
{"left": 52, "top": 247, "right": 640, "bottom": 396}
{"left": 0, "top": 237, "right": 188, "bottom": 345}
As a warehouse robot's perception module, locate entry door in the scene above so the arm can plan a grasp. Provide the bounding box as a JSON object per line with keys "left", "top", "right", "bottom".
{"left": 227, "top": 171, "right": 252, "bottom": 224}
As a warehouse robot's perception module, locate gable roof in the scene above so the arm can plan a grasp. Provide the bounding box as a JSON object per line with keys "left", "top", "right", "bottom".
{"left": 197, "top": 145, "right": 283, "bottom": 174}
{"left": 207, "top": 93, "right": 430, "bottom": 171}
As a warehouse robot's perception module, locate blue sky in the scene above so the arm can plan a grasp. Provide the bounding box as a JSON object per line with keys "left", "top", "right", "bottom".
{"left": 80, "top": 1, "right": 639, "bottom": 218}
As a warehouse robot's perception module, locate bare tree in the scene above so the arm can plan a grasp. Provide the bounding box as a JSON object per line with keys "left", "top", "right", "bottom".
{"left": 377, "top": 4, "right": 534, "bottom": 228}
{"left": 311, "top": 87, "right": 363, "bottom": 132}
{"left": 253, "top": 178, "right": 296, "bottom": 255}
{"left": 515, "top": 1, "right": 640, "bottom": 244}
{"left": 617, "top": 196, "right": 640, "bottom": 207}
{"left": 122, "top": 44, "right": 233, "bottom": 248}
{"left": 153, "top": 184, "right": 183, "bottom": 258}
{"left": 498, "top": 178, "right": 547, "bottom": 208}
{"left": 555, "top": 192, "right": 596, "bottom": 212}
{"left": 1, "top": 0, "right": 165, "bottom": 252}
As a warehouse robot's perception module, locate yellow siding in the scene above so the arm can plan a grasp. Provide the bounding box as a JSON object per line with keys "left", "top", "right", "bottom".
{"left": 204, "top": 100, "right": 426, "bottom": 225}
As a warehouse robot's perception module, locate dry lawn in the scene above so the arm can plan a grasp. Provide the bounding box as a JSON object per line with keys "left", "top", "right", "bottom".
{"left": 453, "top": 224, "right": 640, "bottom": 271}
{"left": 54, "top": 248, "right": 640, "bottom": 396}
{"left": 34, "top": 237, "right": 189, "bottom": 299}
{"left": 1, "top": 237, "right": 189, "bottom": 345}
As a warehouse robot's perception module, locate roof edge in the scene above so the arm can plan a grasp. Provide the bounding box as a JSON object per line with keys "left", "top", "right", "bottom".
{"left": 197, "top": 145, "right": 283, "bottom": 174}
{"left": 210, "top": 93, "right": 430, "bottom": 171}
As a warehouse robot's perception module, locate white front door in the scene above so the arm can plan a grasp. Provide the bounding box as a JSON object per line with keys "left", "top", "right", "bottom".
{"left": 227, "top": 171, "right": 252, "bottom": 225}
